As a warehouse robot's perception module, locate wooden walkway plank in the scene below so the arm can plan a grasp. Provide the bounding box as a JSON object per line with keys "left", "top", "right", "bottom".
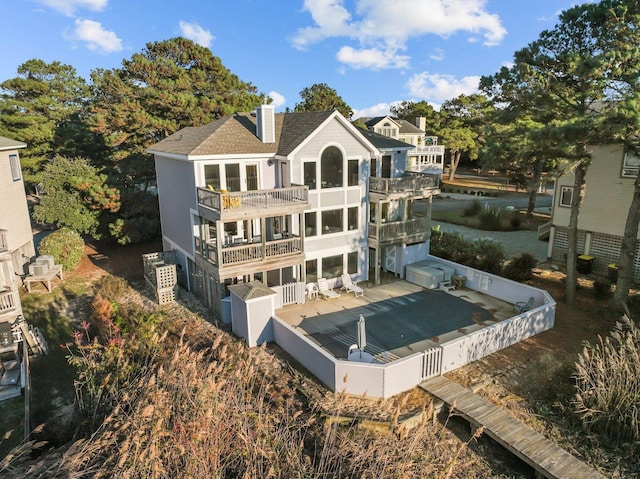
{"left": 420, "top": 377, "right": 606, "bottom": 479}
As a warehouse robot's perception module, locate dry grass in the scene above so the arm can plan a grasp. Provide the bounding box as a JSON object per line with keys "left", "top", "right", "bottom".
{"left": 0, "top": 276, "right": 499, "bottom": 478}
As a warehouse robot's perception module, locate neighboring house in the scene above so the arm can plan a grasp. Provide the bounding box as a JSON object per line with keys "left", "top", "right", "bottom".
{"left": 0, "top": 136, "right": 34, "bottom": 296}
{"left": 548, "top": 143, "right": 640, "bottom": 281}
{"left": 358, "top": 115, "right": 445, "bottom": 175}
{"left": 149, "top": 106, "right": 442, "bottom": 319}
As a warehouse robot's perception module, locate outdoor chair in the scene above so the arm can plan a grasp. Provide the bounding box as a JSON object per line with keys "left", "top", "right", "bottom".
{"left": 317, "top": 278, "right": 340, "bottom": 300}
{"left": 306, "top": 282, "right": 318, "bottom": 301}
{"left": 514, "top": 296, "right": 534, "bottom": 314}
{"left": 340, "top": 273, "right": 364, "bottom": 297}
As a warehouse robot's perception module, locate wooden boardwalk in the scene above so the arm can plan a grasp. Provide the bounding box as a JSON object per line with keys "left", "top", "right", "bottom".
{"left": 421, "top": 376, "right": 606, "bottom": 479}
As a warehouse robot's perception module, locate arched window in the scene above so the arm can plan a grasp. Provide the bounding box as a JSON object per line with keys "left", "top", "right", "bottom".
{"left": 320, "top": 146, "right": 343, "bottom": 188}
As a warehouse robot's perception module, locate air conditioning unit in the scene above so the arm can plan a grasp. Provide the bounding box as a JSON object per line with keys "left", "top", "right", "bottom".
{"left": 37, "top": 255, "right": 55, "bottom": 270}
{"left": 29, "top": 263, "right": 47, "bottom": 276}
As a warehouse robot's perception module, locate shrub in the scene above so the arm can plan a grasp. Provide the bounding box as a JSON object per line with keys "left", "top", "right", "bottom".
{"left": 430, "top": 228, "right": 505, "bottom": 275}
{"left": 38, "top": 227, "right": 84, "bottom": 271}
{"left": 503, "top": 253, "right": 537, "bottom": 282}
{"left": 463, "top": 199, "right": 482, "bottom": 217}
{"left": 574, "top": 316, "right": 640, "bottom": 443}
{"left": 510, "top": 214, "right": 521, "bottom": 230}
{"left": 592, "top": 279, "right": 612, "bottom": 299}
{"left": 478, "top": 208, "right": 501, "bottom": 230}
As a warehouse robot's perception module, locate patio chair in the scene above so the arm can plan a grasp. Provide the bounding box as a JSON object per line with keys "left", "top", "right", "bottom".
{"left": 340, "top": 273, "right": 364, "bottom": 297}
{"left": 306, "top": 282, "right": 318, "bottom": 301}
{"left": 514, "top": 296, "right": 534, "bottom": 314}
{"left": 317, "top": 278, "right": 340, "bottom": 300}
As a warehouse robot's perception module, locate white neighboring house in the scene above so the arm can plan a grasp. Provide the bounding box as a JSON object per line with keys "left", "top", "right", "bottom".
{"left": 358, "top": 115, "right": 445, "bottom": 175}
{"left": 548, "top": 143, "right": 640, "bottom": 281}
{"left": 0, "top": 136, "right": 35, "bottom": 325}
{"left": 148, "top": 106, "right": 442, "bottom": 319}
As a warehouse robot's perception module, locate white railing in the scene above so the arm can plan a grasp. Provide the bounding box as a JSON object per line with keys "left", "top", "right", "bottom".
{"left": 421, "top": 346, "right": 442, "bottom": 380}
{"left": 278, "top": 282, "right": 305, "bottom": 306}
{"left": 197, "top": 185, "right": 309, "bottom": 213}
{"left": 369, "top": 175, "right": 438, "bottom": 195}
{"left": 368, "top": 218, "right": 430, "bottom": 241}
{"left": 199, "top": 237, "right": 303, "bottom": 267}
{"left": 0, "top": 290, "right": 18, "bottom": 316}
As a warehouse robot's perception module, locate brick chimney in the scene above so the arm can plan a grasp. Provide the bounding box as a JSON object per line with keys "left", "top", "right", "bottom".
{"left": 256, "top": 104, "right": 275, "bottom": 143}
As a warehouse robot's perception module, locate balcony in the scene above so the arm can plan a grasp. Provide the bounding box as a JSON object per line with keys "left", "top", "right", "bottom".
{"left": 368, "top": 217, "right": 430, "bottom": 245}
{"left": 195, "top": 236, "right": 303, "bottom": 268}
{"left": 0, "top": 289, "right": 19, "bottom": 318}
{"left": 407, "top": 145, "right": 445, "bottom": 174}
{"left": 197, "top": 186, "right": 310, "bottom": 222}
{"left": 369, "top": 174, "right": 440, "bottom": 201}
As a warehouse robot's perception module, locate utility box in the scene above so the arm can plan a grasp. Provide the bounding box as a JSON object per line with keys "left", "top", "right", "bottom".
{"left": 142, "top": 252, "right": 178, "bottom": 305}
{"left": 577, "top": 255, "right": 594, "bottom": 274}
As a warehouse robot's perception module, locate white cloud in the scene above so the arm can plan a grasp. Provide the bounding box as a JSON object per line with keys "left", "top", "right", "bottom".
{"left": 68, "top": 18, "right": 122, "bottom": 53}
{"left": 406, "top": 72, "right": 480, "bottom": 104}
{"left": 429, "top": 48, "right": 445, "bottom": 61}
{"left": 336, "top": 46, "right": 409, "bottom": 70}
{"left": 292, "top": 0, "right": 507, "bottom": 70}
{"left": 268, "top": 91, "right": 286, "bottom": 109}
{"left": 36, "top": 0, "right": 107, "bottom": 16}
{"left": 352, "top": 102, "right": 393, "bottom": 119}
{"left": 179, "top": 21, "right": 214, "bottom": 48}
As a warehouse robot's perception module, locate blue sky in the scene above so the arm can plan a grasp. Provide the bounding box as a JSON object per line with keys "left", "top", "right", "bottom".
{"left": 3, "top": 0, "right": 585, "bottom": 117}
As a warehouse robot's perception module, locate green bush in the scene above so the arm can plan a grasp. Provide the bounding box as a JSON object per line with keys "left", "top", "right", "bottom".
{"left": 478, "top": 208, "right": 502, "bottom": 230}
{"left": 510, "top": 214, "right": 521, "bottom": 230}
{"left": 592, "top": 279, "right": 612, "bottom": 299}
{"left": 38, "top": 227, "right": 84, "bottom": 271}
{"left": 503, "top": 253, "right": 537, "bottom": 282}
{"left": 574, "top": 316, "right": 640, "bottom": 443}
{"left": 463, "top": 199, "right": 482, "bottom": 217}
{"left": 430, "top": 228, "right": 505, "bottom": 275}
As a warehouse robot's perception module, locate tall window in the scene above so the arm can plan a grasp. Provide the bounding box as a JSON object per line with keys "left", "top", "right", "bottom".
{"left": 225, "top": 164, "right": 240, "bottom": 191}
{"left": 347, "top": 251, "right": 358, "bottom": 274}
{"left": 9, "top": 155, "right": 21, "bottom": 181}
{"left": 348, "top": 207, "right": 358, "bottom": 231}
{"left": 204, "top": 164, "right": 220, "bottom": 190}
{"left": 305, "top": 212, "right": 317, "bottom": 237}
{"left": 322, "top": 255, "right": 343, "bottom": 279}
{"left": 322, "top": 209, "right": 343, "bottom": 234}
{"left": 304, "top": 162, "right": 316, "bottom": 189}
{"left": 306, "top": 259, "right": 317, "bottom": 283}
{"left": 321, "top": 146, "right": 343, "bottom": 188}
{"left": 348, "top": 159, "right": 358, "bottom": 186}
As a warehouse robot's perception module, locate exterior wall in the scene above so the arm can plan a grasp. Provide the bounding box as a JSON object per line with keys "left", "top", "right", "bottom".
{"left": 155, "top": 155, "right": 198, "bottom": 256}
{"left": 0, "top": 147, "right": 34, "bottom": 275}
{"left": 194, "top": 155, "right": 276, "bottom": 190}
{"left": 552, "top": 144, "right": 636, "bottom": 237}
{"left": 231, "top": 293, "right": 275, "bottom": 347}
{"left": 292, "top": 117, "right": 374, "bottom": 283}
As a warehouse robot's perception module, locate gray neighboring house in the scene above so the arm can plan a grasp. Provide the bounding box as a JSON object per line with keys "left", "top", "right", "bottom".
{"left": 148, "top": 106, "right": 442, "bottom": 319}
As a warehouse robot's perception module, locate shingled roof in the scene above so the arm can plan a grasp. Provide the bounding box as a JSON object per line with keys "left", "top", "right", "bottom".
{"left": 357, "top": 127, "right": 414, "bottom": 150}
{"left": 0, "top": 136, "right": 27, "bottom": 151}
{"left": 149, "top": 110, "right": 334, "bottom": 157}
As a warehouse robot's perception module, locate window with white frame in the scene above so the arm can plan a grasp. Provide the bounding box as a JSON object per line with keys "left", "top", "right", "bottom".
{"left": 9, "top": 154, "right": 21, "bottom": 181}
{"left": 622, "top": 151, "right": 640, "bottom": 178}
{"left": 320, "top": 146, "right": 343, "bottom": 188}
{"left": 559, "top": 186, "right": 573, "bottom": 207}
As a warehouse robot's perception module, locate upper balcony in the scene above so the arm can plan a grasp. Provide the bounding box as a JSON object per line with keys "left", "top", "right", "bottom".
{"left": 369, "top": 174, "right": 440, "bottom": 201}
{"left": 406, "top": 145, "right": 445, "bottom": 175}
{"left": 197, "top": 185, "right": 310, "bottom": 222}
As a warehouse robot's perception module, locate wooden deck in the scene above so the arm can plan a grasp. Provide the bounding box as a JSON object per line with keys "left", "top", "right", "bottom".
{"left": 421, "top": 376, "right": 606, "bottom": 479}
{"left": 23, "top": 264, "right": 63, "bottom": 293}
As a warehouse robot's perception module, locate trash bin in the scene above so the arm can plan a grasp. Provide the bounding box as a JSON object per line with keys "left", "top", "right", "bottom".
{"left": 608, "top": 263, "right": 619, "bottom": 282}
{"left": 577, "top": 255, "right": 595, "bottom": 274}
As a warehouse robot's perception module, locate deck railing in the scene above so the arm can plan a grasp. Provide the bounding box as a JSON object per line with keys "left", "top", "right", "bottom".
{"left": 197, "top": 185, "right": 309, "bottom": 214}
{"left": 0, "top": 289, "right": 18, "bottom": 316}
{"left": 369, "top": 175, "right": 438, "bottom": 195}
{"left": 368, "top": 217, "right": 430, "bottom": 241}
{"left": 196, "top": 236, "right": 303, "bottom": 267}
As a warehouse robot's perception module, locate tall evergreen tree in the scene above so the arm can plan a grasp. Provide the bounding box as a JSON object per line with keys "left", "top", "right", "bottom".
{"left": 0, "top": 59, "right": 90, "bottom": 187}
{"left": 293, "top": 83, "right": 353, "bottom": 119}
